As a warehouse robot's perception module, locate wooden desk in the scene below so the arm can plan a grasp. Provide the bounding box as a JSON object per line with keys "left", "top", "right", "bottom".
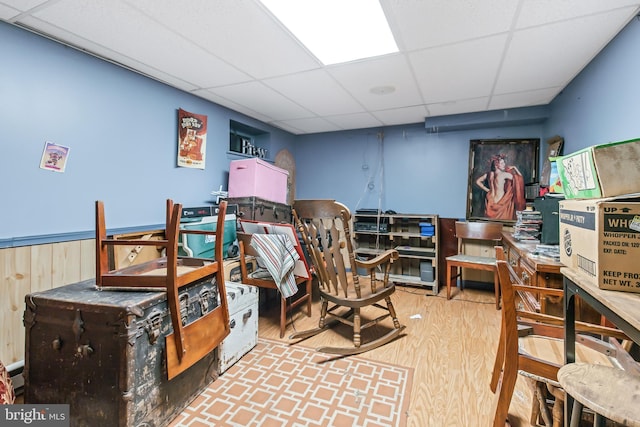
{"left": 563, "top": 267, "right": 640, "bottom": 425}
{"left": 502, "top": 232, "right": 601, "bottom": 323}
{"left": 501, "top": 232, "right": 564, "bottom": 314}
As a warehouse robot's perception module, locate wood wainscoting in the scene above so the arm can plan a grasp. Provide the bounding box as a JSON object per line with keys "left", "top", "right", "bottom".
{"left": 0, "top": 239, "right": 95, "bottom": 366}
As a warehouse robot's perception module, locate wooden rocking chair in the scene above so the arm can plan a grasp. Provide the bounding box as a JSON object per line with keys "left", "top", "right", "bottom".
{"left": 95, "top": 199, "right": 230, "bottom": 379}
{"left": 290, "top": 199, "right": 405, "bottom": 355}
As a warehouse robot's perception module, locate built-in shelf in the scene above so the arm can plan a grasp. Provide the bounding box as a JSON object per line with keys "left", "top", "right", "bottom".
{"left": 229, "top": 120, "right": 270, "bottom": 159}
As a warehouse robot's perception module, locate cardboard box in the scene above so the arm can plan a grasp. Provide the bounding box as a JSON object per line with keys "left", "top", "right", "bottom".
{"left": 555, "top": 138, "right": 640, "bottom": 199}
{"left": 559, "top": 195, "right": 640, "bottom": 293}
{"left": 228, "top": 158, "right": 289, "bottom": 204}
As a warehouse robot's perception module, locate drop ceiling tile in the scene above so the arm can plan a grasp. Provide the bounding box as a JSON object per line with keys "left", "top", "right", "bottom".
{"left": 17, "top": 15, "right": 200, "bottom": 91}
{"left": 496, "top": 8, "right": 637, "bottom": 94}
{"left": 328, "top": 54, "right": 422, "bottom": 110}
{"left": 206, "top": 81, "right": 312, "bottom": 121}
{"left": 410, "top": 34, "right": 508, "bottom": 103}
{"left": 191, "top": 89, "right": 274, "bottom": 123}
{"left": 427, "top": 98, "right": 491, "bottom": 118}
{"left": 267, "top": 121, "right": 305, "bottom": 135}
{"left": 0, "top": 0, "right": 48, "bottom": 12}
{"left": 489, "top": 87, "right": 560, "bottom": 110}
{"left": 0, "top": 4, "right": 19, "bottom": 19}
{"left": 325, "top": 112, "right": 384, "bottom": 130}
{"left": 273, "top": 117, "right": 342, "bottom": 134}
{"left": 372, "top": 105, "right": 429, "bottom": 126}
{"left": 263, "top": 69, "right": 363, "bottom": 116}
{"left": 516, "top": 0, "right": 640, "bottom": 28}
{"left": 124, "top": 0, "right": 321, "bottom": 80}
{"left": 383, "top": 0, "right": 519, "bottom": 51}
{"left": 28, "top": 0, "right": 250, "bottom": 88}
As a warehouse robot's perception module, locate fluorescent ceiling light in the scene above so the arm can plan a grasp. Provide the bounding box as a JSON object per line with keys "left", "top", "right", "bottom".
{"left": 259, "top": 0, "right": 398, "bottom": 65}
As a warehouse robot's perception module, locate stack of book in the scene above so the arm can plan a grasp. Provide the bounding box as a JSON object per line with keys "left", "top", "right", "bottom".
{"left": 513, "top": 210, "right": 542, "bottom": 242}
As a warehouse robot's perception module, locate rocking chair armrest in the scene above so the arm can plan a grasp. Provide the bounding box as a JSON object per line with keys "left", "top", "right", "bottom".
{"left": 354, "top": 249, "right": 399, "bottom": 270}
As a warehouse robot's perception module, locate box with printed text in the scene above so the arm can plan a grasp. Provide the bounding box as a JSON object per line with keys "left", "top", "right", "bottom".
{"left": 559, "top": 195, "right": 640, "bottom": 293}
{"left": 555, "top": 138, "right": 640, "bottom": 199}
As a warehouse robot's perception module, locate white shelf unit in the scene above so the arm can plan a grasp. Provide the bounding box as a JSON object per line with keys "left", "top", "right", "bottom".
{"left": 353, "top": 213, "right": 439, "bottom": 295}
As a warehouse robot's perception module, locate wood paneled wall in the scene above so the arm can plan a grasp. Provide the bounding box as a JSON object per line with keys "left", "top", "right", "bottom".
{"left": 1, "top": 239, "right": 95, "bottom": 366}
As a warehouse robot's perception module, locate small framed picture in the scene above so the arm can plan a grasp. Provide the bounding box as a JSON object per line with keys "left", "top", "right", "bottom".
{"left": 40, "top": 141, "right": 70, "bottom": 173}
{"left": 467, "top": 138, "right": 540, "bottom": 222}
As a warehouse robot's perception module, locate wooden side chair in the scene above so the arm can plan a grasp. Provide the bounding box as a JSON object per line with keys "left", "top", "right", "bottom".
{"left": 290, "top": 199, "right": 405, "bottom": 355}
{"left": 446, "top": 221, "right": 503, "bottom": 309}
{"left": 237, "top": 230, "right": 312, "bottom": 338}
{"left": 490, "top": 250, "right": 634, "bottom": 427}
{"left": 95, "top": 199, "right": 231, "bottom": 380}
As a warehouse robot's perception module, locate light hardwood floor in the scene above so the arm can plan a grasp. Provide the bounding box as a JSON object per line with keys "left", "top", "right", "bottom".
{"left": 258, "top": 284, "right": 536, "bottom": 427}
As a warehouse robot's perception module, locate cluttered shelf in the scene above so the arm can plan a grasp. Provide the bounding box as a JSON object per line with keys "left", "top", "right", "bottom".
{"left": 353, "top": 211, "right": 439, "bottom": 295}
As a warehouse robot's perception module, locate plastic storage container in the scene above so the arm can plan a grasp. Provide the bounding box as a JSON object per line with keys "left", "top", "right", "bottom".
{"left": 228, "top": 158, "right": 288, "bottom": 204}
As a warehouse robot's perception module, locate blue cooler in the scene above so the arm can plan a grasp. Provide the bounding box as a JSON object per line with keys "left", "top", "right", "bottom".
{"left": 179, "top": 214, "right": 238, "bottom": 259}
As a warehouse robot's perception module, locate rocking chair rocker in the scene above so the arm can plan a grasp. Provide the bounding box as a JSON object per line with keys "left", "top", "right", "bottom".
{"left": 290, "top": 199, "right": 405, "bottom": 355}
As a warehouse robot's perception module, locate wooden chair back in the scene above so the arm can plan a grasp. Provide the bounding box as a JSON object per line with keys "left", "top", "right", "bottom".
{"left": 454, "top": 220, "right": 503, "bottom": 252}
{"left": 290, "top": 199, "right": 404, "bottom": 355}
{"left": 292, "top": 199, "right": 359, "bottom": 298}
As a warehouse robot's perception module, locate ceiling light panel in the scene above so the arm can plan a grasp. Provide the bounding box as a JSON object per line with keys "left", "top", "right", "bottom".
{"left": 259, "top": 0, "right": 398, "bottom": 65}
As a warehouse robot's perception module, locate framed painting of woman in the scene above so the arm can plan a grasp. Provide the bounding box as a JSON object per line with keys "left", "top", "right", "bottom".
{"left": 467, "top": 139, "right": 539, "bottom": 222}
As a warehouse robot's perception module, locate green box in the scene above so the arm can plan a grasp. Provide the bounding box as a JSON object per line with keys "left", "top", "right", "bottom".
{"left": 555, "top": 138, "right": 640, "bottom": 199}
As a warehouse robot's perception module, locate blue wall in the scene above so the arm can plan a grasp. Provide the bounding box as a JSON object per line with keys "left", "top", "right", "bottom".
{"left": 0, "top": 22, "right": 295, "bottom": 243}
{"left": 293, "top": 124, "right": 543, "bottom": 218}
{"left": 3, "top": 16, "right": 640, "bottom": 243}
{"left": 546, "top": 17, "right": 640, "bottom": 152}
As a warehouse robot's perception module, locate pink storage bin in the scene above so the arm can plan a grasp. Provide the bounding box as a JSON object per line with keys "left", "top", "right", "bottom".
{"left": 228, "top": 158, "right": 289, "bottom": 204}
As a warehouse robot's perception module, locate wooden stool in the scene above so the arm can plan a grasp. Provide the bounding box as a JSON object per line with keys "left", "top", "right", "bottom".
{"left": 558, "top": 363, "right": 640, "bottom": 427}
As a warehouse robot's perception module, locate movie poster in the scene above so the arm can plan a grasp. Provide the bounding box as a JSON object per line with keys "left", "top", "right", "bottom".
{"left": 177, "top": 108, "right": 207, "bottom": 169}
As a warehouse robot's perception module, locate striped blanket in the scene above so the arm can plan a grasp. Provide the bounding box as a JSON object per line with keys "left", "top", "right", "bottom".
{"left": 250, "top": 234, "right": 300, "bottom": 298}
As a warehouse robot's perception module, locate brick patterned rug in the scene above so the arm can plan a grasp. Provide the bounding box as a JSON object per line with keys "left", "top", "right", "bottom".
{"left": 169, "top": 338, "right": 413, "bottom": 427}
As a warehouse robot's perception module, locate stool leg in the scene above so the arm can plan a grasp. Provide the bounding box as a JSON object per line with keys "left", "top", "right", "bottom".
{"left": 569, "top": 400, "right": 583, "bottom": 427}
{"left": 594, "top": 413, "right": 606, "bottom": 427}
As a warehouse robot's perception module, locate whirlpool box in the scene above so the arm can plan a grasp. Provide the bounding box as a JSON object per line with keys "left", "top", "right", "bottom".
{"left": 216, "top": 282, "right": 259, "bottom": 374}
{"left": 559, "top": 195, "right": 640, "bottom": 293}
